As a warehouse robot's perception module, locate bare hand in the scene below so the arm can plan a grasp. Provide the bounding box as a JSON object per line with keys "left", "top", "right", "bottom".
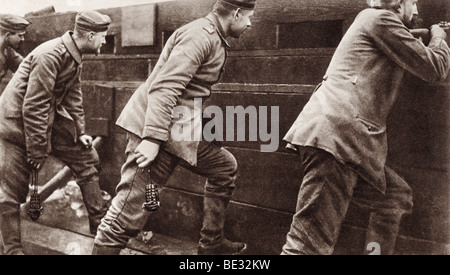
{"left": 134, "top": 139, "right": 161, "bottom": 168}
{"left": 430, "top": 24, "right": 447, "bottom": 40}
{"left": 78, "top": 134, "right": 93, "bottom": 148}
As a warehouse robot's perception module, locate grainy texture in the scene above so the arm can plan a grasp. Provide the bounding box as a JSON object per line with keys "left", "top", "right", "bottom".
{"left": 1, "top": 0, "right": 448, "bottom": 255}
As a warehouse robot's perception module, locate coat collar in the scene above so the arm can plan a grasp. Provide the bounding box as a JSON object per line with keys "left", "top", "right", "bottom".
{"left": 206, "top": 13, "right": 231, "bottom": 48}
{"left": 61, "top": 31, "right": 82, "bottom": 64}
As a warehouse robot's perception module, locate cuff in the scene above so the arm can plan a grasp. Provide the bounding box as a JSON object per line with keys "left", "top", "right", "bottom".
{"left": 142, "top": 125, "right": 169, "bottom": 142}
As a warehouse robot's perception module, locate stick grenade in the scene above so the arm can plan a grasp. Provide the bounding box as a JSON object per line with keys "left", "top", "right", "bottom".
{"left": 28, "top": 168, "right": 44, "bottom": 221}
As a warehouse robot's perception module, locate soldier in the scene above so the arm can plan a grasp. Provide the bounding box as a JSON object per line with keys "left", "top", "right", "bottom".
{"left": 0, "top": 11, "right": 111, "bottom": 255}
{"left": 281, "top": 0, "right": 449, "bottom": 255}
{"left": 93, "top": 0, "right": 256, "bottom": 255}
{"left": 0, "top": 14, "right": 30, "bottom": 84}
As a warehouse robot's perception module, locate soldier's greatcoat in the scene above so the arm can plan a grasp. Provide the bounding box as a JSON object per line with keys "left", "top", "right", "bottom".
{"left": 284, "top": 8, "right": 450, "bottom": 193}
{"left": 116, "top": 13, "right": 230, "bottom": 166}
{"left": 0, "top": 31, "right": 85, "bottom": 159}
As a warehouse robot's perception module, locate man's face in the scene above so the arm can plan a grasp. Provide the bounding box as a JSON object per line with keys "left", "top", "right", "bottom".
{"left": 229, "top": 9, "right": 254, "bottom": 39}
{"left": 87, "top": 31, "right": 107, "bottom": 55}
{"left": 6, "top": 31, "right": 25, "bottom": 50}
{"left": 399, "top": 0, "right": 419, "bottom": 27}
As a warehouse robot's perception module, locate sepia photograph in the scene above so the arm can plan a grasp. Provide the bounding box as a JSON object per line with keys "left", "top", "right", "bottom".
{"left": 0, "top": 0, "right": 449, "bottom": 263}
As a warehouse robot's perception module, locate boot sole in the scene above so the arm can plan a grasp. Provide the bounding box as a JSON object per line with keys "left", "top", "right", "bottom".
{"left": 197, "top": 243, "right": 248, "bottom": 255}
{"left": 232, "top": 243, "right": 248, "bottom": 255}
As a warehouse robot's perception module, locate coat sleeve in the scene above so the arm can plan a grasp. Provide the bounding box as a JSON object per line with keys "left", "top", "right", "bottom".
{"left": 61, "top": 67, "right": 86, "bottom": 138}
{"left": 22, "top": 51, "right": 60, "bottom": 159}
{"left": 141, "top": 28, "right": 212, "bottom": 141}
{"left": 370, "top": 11, "right": 450, "bottom": 82}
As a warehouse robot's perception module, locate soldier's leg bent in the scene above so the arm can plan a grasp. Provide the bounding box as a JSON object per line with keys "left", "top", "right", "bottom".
{"left": 178, "top": 141, "right": 244, "bottom": 255}
{"left": 281, "top": 146, "right": 358, "bottom": 255}
{"left": 0, "top": 139, "right": 31, "bottom": 255}
{"left": 51, "top": 125, "right": 109, "bottom": 234}
{"left": 93, "top": 134, "right": 178, "bottom": 254}
{"left": 353, "top": 166, "right": 413, "bottom": 255}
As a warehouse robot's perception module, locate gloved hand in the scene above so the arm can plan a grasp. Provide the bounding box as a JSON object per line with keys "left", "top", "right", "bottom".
{"left": 430, "top": 24, "right": 447, "bottom": 40}
{"left": 134, "top": 139, "right": 161, "bottom": 168}
{"left": 27, "top": 156, "right": 46, "bottom": 171}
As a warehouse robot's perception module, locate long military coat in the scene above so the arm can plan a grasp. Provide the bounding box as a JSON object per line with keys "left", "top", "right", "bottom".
{"left": 284, "top": 8, "right": 450, "bottom": 193}
{"left": 0, "top": 31, "right": 85, "bottom": 159}
{"left": 116, "top": 13, "right": 229, "bottom": 166}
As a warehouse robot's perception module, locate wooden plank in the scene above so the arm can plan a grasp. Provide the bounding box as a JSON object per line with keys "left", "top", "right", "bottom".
{"left": 82, "top": 84, "right": 115, "bottom": 137}
{"left": 81, "top": 58, "right": 150, "bottom": 81}
{"left": 21, "top": 0, "right": 447, "bottom": 56}
{"left": 145, "top": 187, "right": 450, "bottom": 255}
{"left": 221, "top": 55, "right": 331, "bottom": 84}
{"left": 387, "top": 80, "right": 450, "bottom": 170}
{"left": 389, "top": 165, "right": 450, "bottom": 244}
{"left": 121, "top": 4, "right": 156, "bottom": 47}
{"left": 204, "top": 90, "right": 313, "bottom": 151}
{"left": 145, "top": 187, "right": 293, "bottom": 255}
{"left": 335, "top": 224, "right": 450, "bottom": 255}
{"left": 160, "top": 148, "right": 302, "bottom": 213}
{"left": 80, "top": 54, "right": 332, "bottom": 84}
{"left": 21, "top": 219, "right": 93, "bottom": 255}
{"left": 20, "top": 219, "right": 196, "bottom": 255}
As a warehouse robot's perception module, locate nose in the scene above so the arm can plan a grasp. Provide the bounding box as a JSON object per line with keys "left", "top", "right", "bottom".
{"left": 413, "top": 4, "right": 418, "bottom": 15}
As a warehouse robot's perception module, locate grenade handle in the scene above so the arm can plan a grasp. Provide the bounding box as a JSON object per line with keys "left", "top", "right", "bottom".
{"left": 142, "top": 183, "right": 161, "bottom": 213}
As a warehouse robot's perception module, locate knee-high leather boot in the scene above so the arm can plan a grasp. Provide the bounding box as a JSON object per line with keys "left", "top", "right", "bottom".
{"left": 198, "top": 196, "right": 246, "bottom": 255}
{"left": 364, "top": 211, "right": 403, "bottom": 255}
{"left": 91, "top": 243, "right": 122, "bottom": 255}
{"left": 0, "top": 203, "right": 24, "bottom": 255}
{"left": 77, "top": 175, "right": 109, "bottom": 235}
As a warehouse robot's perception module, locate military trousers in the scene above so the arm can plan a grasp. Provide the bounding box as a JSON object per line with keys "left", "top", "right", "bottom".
{"left": 0, "top": 121, "right": 102, "bottom": 254}
{"left": 94, "top": 133, "right": 238, "bottom": 248}
{"left": 0, "top": 123, "right": 100, "bottom": 205}
{"left": 281, "top": 146, "right": 413, "bottom": 255}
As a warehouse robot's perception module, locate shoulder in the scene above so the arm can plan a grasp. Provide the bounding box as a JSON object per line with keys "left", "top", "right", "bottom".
{"left": 177, "top": 18, "right": 220, "bottom": 44}
{"left": 30, "top": 37, "right": 67, "bottom": 65}
{"left": 359, "top": 8, "right": 403, "bottom": 27}
{"left": 355, "top": 8, "right": 405, "bottom": 35}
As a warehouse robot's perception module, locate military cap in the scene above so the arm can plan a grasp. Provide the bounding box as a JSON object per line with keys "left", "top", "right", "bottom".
{"left": 0, "top": 14, "right": 30, "bottom": 33}
{"left": 75, "top": 11, "right": 111, "bottom": 32}
{"left": 218, "top": 0, "right": 257, "bottom": 10}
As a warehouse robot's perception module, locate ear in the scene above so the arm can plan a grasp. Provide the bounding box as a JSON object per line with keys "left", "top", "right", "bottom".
{"left": 396, "top": 1, "right": 404, "bottom": 13}
{"left": 233, "top": 8, "right": 241, "bottom": 19}
{"left": 88, "top": 32, "right": 95, "bottom": 41}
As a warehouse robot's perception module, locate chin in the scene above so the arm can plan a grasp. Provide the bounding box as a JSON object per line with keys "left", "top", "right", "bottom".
{"left": 230, "top": 31, "right": 245, "bottom": 39}
{"left": 11, "top": 43, "right": 21, "bottom": 50}
{"left": 403, "top": 20, "right": 414, "bottom": 29}
{"left": 91, "top": 49, "right": 101, "bottom": 56}
{"left": 409, "top": 15, "right": 423, "bottom": 29}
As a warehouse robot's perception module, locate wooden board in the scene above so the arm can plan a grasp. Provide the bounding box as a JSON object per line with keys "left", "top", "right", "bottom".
{"left": 121, "top": 4, "right": 156, "bottom": 47}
